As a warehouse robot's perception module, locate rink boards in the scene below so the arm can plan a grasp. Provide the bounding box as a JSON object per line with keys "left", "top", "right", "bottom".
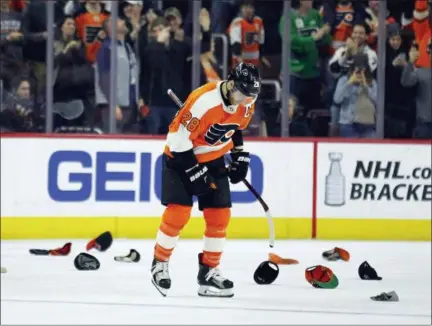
{"left": 1, "top": 135, "right": 431, "bottom": 241}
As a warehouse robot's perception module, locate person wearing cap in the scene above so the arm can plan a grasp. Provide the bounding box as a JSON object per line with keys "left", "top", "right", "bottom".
{"left": 119, "top": 0, "right": 144, "bottom": 45}
{"left": 328, "top": 22, "right": 377, "bottom": 136}
{"left": 102, "top": 0, "right": 142, "bottom": 13}
{"left": 333, "top": 53, "right": 377, "bottom": 138}
{"left": 164, "top": 7, "right": 185, "bottom": 42}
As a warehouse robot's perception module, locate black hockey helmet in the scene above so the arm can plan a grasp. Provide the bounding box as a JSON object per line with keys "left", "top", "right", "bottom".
{"left": 228, "top": 62, "right": 261, "bottom": 99}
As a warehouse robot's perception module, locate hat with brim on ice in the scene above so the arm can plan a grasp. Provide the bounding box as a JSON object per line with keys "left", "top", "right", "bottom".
{"left": 305, "top": 265, "right": 339, "bottom": 289}
{"left": 313, "top": 274, "right": 339, "bottom": 289}
{"left": 74, "top": 253, "right": 100, "bottom": 271}
{"left": 254, "top": 261, "right": 279, "bottom": 285}
{"left": 358, "top": 261, "right": 382, "bottom": 280}
{"left": 86, "top": 231, "right": 113, "bottom": 252}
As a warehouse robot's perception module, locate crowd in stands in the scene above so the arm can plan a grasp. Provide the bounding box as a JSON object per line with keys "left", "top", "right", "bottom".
{"left": 0, "top": 0, "right": 431, "bottom": 139}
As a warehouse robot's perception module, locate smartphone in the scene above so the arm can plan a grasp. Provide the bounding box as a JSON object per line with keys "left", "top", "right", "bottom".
{"left": 397, "top": 53, "right": 407, "bottom": 61}
{"left": 393, "top": 53, "right": 406, "bottom": 66}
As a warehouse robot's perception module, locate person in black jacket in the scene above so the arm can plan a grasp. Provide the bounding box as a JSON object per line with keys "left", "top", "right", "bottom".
{"left": 0, "top": 0, "right": 24, "bottom": 63}
{"left": 137, "top": 7, "right": 163, "bottom": 61}
{"left": 22, "top": 0, "right": 66, "bottom": 95}
{"left": 0, "top": 76, "right": 39, "bottom": 132}
{"left": 119, "top": 0, "right": 143, "bottom": 47}
{"left": 384, "top": 23, "right": 416, "bottom": 139}
{"left": 140, "top": 17, "right": 189, "bottom": 135}
{"left": 0, "top": 1, "right": 30, "bottom": 93}
{"left": 53, "top": 16, "right": 95, "bottom": 129}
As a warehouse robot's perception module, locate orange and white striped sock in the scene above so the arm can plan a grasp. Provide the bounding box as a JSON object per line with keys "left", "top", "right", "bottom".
{"left": 202, "top": 208, "right": 231, "bottom": 268}
{"left": 154, "top": 204, "right": 192, "bottom": 262}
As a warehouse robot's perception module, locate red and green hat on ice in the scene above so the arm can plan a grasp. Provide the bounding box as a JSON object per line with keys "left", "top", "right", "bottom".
{"left": 305, "top": 265, "right": 339, "bottom": 289}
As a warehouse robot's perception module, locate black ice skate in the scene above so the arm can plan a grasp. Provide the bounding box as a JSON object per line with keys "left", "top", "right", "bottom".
{"left": 151, "top": 258, "right": 171, "bottom": 297}
{"left": 197, "top": 253, "right": 234, "bottom": 298}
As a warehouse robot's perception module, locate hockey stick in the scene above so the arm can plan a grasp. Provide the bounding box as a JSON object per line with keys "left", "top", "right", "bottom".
{"left": 167, "top": 89, "right": 275, "bottom": 248}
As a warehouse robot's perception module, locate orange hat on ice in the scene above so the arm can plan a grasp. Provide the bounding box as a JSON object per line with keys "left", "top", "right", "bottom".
{"left": 322, "top": 247, "right": 350, "bottom": 262}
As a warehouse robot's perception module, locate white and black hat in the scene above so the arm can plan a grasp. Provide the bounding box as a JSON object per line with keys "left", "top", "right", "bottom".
{"left": 74, "top": 253, "right": 100, "bottom": 271}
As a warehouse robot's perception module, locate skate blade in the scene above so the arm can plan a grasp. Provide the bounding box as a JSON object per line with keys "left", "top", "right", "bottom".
{"left": 151, "top": 279, "right": 168, "bottom": 297}
{"left": 198, "top": 285, "right": 234, "bottom": 298}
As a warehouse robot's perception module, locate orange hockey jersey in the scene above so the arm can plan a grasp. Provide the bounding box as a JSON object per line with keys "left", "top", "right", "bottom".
{"left": 320, "top": 2, "right": 356, "bottom": 52}
{"left": 74, "top": 5, "right": 109, "bottom": 63}
{"left": 164, "top": 82, "right": 254, "bottom": 163}
{"left": 228, "top": 16, "right": 264, "bottom": 67}
{"left": 412, "top": 0, "right": 431, "bottom": 68}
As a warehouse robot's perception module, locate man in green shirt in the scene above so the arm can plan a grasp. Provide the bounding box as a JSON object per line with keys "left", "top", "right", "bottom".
{"left": 279, "top": 0, "right": 331, "bottom": 113}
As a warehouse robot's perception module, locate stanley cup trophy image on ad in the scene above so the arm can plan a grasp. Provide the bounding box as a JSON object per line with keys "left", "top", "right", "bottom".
{"left": 325, "top": 152, "right": 346, "bottom": 207}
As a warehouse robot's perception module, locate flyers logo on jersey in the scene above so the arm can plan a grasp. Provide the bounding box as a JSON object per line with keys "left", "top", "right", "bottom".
{"left": 204, "top": 123, "right": 239, "bottom": 146}
{"left": 344, "top": 13, "right": 354, "bottom": 23}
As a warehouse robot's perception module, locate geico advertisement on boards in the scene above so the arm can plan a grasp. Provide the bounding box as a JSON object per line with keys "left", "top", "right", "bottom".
{"left": 0, "top": 138, "right": 313, "bottom": 218}
{"left": 317, "top": 143, "right": 432, "bottom": 219}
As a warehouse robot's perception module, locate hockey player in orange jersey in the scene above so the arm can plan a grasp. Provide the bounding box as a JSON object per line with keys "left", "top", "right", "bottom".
{"left": 151, "top": 63, "right": 261, "bottom": 298}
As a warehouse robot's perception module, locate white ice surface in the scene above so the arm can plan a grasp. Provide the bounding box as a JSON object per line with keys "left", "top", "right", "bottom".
{"left": 1, "top": 240, "right": 431, "bottom": 325}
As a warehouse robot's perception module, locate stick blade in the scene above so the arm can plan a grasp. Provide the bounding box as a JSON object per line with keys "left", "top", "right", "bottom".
{"left": 265, "top": 210, "right": 275, "bottom": 248}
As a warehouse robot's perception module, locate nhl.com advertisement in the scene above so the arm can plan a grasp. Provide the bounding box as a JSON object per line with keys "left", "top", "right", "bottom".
{"left": 317, "top": 143, "right": 432, "bottom": 220}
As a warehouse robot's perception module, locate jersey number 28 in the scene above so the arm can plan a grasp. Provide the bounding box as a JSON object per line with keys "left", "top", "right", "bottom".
{"left": 180, "top": 112, "right": 200, "bottom": 132}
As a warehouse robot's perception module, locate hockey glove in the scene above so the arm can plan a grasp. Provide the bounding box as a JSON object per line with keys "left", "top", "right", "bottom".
{"left": 228, "top": 151, "right": 250, "bottom": 184}
{"left": 184, "top": 163, "right": 216, "bottom": 196}
{"left": 171, "top": 149, "right": 215, "bottom": 196}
